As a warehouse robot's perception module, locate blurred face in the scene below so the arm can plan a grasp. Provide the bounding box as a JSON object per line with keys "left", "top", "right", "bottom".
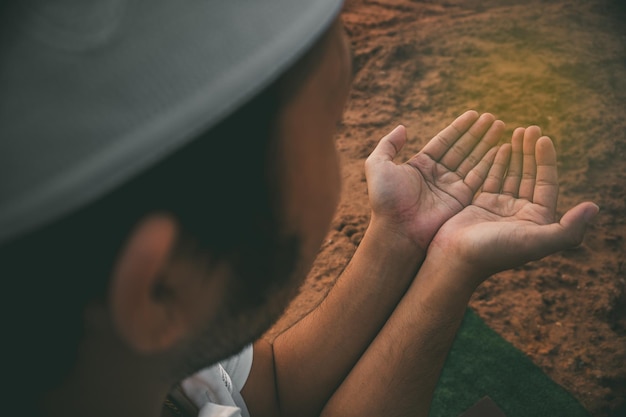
{"left": 276, "top": 17, "right": 353, "bottom": 280}
{"left": 174, "top": 18, "right": 353, "bottom": 373}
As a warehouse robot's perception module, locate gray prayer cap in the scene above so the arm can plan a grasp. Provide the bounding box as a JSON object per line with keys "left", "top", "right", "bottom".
{"left": 0, "top": 0, "right": 344, "bottom": 245}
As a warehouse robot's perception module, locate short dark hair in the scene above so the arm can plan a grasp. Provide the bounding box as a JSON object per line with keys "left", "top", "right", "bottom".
{"left": 1, "top": 22, "right": 335, "bottom": 403}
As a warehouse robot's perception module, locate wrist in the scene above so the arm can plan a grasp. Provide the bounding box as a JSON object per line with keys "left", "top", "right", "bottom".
{"left": 353, "top": 219, "right": 426, "bottom": 282}
{"left": 367, "top": 214, "right": 428, "bottom": 259}
{"left": 420, "top": 242, "right": 485, "bottom": 298}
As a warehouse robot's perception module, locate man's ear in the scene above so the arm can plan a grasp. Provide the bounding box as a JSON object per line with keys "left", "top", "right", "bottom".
{"left": 109, "top": 213, "right": 187, "bottom": 354}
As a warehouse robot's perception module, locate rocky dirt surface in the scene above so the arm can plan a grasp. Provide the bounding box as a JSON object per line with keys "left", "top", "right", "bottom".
{"left": 267, "top": 1, "right": 626, "bottom": 415}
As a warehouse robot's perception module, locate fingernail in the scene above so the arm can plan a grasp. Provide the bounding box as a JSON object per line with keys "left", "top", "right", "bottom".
{"left": 583, "top": 204, "right": 600, "bottom": 223}
{"left": 390, "top": 124, "right": 406, "bottom": 139}
{"left": 393, "top": 124, "right": 405, "bottom": 133}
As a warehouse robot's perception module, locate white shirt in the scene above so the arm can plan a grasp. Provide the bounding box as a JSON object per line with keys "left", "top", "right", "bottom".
{"left": 180, "top": 345, "right": 253, "bottom": 417}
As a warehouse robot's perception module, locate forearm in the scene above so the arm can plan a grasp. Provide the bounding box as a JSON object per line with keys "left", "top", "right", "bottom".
{"left": 320, "top": 254, "right": 477, "bottom": 417}
{"left": 270, "top": 219, "right": 425, "bottom": 417}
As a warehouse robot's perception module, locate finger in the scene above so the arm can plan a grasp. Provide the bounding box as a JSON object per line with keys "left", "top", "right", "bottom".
{"left": 527, "top": 202, "right": 599, "bottom": 259}
{"left": 502, "top": 127, "right": 525, "bottom": 196}
{"left": 532, "top": 136, "right": 559, "bottom": 212}
{"left": 518, "top": 126, "right": 541, "bottom": 200}
{"left": 367, "top": 125, "right": 407, "bottom": 164}
{"left": 558, "top": 202, "right": 600, "bottom": 247}
{"left": 421, "top": 110, "right": 479, "bottom": 161}
{"left": 439, "top": 113, "right": 497, "bottom": 171}
{"left": 463, "top": 146, "right": 499, "bottom": 193}
{"left": 456, "top": 119, "right": 505, "bottom": 178}
{"left": 482, "top": 144, "right": 512, "bottom": 193}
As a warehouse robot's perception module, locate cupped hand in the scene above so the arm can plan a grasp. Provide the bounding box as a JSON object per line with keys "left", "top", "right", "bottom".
{"left": 365, "top": 110, "right": 505, "bottom": 251}
{"left": 430, "top": 126, "right": 599, "bottom": 289}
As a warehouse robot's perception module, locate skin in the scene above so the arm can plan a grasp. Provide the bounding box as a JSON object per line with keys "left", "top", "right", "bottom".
{"left": 242, "top": 16, "right": 598, "bottom": 417}
{"left": 40, "top": 12, "right": 598, "bottom": 417}
{"left": 319, "top": 127, "right": 598, "bottom": 417}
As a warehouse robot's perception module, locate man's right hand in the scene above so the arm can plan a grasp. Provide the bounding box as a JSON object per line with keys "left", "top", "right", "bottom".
{"left": 365, "top": 110, "right": 505, "bottom": 254}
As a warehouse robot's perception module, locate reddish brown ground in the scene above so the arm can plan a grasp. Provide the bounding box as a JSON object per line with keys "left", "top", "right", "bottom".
{"left": 267, "top": 1, "right": 626, "bottom": 415}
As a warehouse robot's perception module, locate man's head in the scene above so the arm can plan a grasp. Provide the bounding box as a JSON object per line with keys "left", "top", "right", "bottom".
{"left": 0, "top": 2, "right": 351, "bottom": 415}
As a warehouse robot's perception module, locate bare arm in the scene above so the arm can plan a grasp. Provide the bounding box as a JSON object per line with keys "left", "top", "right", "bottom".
{"left": 319, "top": 251, "right": 475, "bottom": 417}
{"left": 320, "top": 126, "right": 598, "bottom": 417}
{"left": 241, "top": 111, "right": 505, "bottom": 417}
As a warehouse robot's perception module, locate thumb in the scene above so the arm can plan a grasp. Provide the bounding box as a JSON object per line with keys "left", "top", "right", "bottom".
{"left": 366, "top": 125, "right": 407, "bottom": 165}
{"left": 523, "top": 202, "right": 598, "bottom": 263}
{"left": 557, "top": 201, "right": 599, "bottom": 248}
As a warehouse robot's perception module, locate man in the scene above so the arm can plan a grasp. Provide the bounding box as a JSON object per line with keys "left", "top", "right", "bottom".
{"left": 0, "top": 1, "right": 598, "bottom": 416}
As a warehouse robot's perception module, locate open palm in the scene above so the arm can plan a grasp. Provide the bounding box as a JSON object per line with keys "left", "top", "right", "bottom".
{"left": 431, "top": 126, "right": 598, "bottom": 287}
{"left": 365, "top": 111, "right": 505, "bottom": 251}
